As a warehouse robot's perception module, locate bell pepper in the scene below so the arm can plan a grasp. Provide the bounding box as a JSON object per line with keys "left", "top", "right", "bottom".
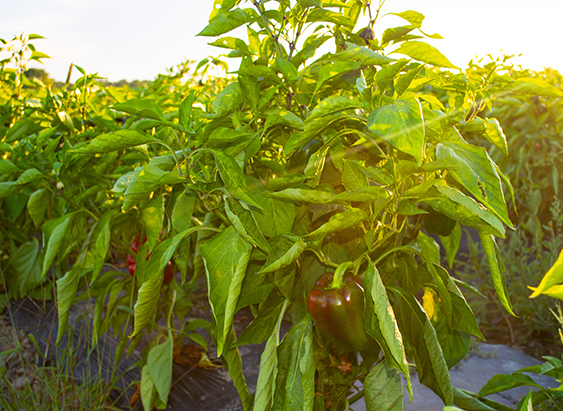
{"left": 307, "top": 270, "right": 371, "bottom": 352}
{"left": 127, "top": 234, "right": 174, "bottom": 283}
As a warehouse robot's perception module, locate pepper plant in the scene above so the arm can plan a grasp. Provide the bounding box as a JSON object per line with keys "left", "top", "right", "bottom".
{"left": 3, "top": 1, "right": 560, "bottom": 410}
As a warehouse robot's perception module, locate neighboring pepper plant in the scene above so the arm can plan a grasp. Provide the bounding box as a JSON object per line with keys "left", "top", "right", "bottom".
{"left": 43, "top": 1, "right": 563, "bottom": 410}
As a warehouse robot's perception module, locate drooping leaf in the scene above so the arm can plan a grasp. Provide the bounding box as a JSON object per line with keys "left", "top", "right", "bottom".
{"left": 483, "top": 118, "right": 508, "bottom": 157}
{"left": 4, "top": 239, "right": 41, "bottom": 301}
{"left": 56, "top": 265, "right": 81, "bottom": 344}
{"left": 364, "top": 360, "right": 405, "bottom": 411}
{"left": 479, "top": 232, "right": 515, "bottom": 316}
{"left": 436, "top": 141, "right": 512, "bottom": 228}
{"left": 439, "top": 223, "right": 462, "bottom": 269}
{"left": 147, "top": 337, "right": 174, "bottom": 406}
{"left": 225, "top": 197, "right": 271, "bottom": 252}
{"left": 200, "top": 226, "right": 252, "bottom": 356}
{"left": 211, "top": 149, "right": 262, "bottom": 210}
{"left": 364, "top": 262, "right": 411, "bottom": 393}
{"left": 221, "top": 328, "right": 252, "bottom": 410}
{"left": 272, "top": 315, "right": 315, "bottom": 411}
{"left": 42, "top": 213, "right": 74, "bottom": 278}
{"left": 131, "top": 275, "right": 163, "bottom": 338}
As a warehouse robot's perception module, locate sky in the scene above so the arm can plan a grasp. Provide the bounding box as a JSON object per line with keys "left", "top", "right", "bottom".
{"left": 1, "top": 0, "right": 562, "bottom": 82}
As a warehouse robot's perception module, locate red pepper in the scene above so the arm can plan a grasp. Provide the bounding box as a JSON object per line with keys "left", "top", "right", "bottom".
{"left": 307, "top": 271, "right": 371, "bottom": 352}
{"left": 128, "top": 234, "right": 174, "bottom": 283}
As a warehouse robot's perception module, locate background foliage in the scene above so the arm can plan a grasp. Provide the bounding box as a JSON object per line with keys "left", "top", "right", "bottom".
{"left": 1, "top": 1, "right": 562, "bottom": 410}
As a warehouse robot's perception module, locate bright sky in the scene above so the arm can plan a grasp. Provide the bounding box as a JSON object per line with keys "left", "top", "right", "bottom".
{"left": 1, "top": 0, "right": 561, "bottom": 82}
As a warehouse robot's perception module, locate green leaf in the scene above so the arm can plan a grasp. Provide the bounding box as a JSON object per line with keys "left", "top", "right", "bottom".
{"left": 251, "top": 192, "right": 296, "bottom": 238}
{"left": 72, "top": 130, "right": 159, "bottom": 154}
{"left": 236, "top": 292, "right": 286, "bottom": 346}
{"left": 179, "top": 92, "right": 196, "bottom": 131}
{"left": 252, "top": 299, "right": 288, "bottom": 411}
{"left": 264, "top": 109, "right": 303, "bottom": 131}
{"left": 0, "top": 159, "right": 19, "bottom": 175}
{"left": 478, "top": 232, "right": 515, "bottom": 316}
{"left": 200, "top": 226, "right": 252, "bottom": 357}
{"left": 259, "top": 238, "right": 307, "bottom": 274}
{"left": 225, "top": 197, "right": 271, "bottom": 252}
{"left": 147, "top": 337, "right": 174, "bottom": 406}
{"left": 141, "top": 365, "right": 156, "bottom": 411}
{"left": 123, "top": 165, "right": 166, "bottom": 212}
{"left": 425, "top": 185, "right": 506, "bottom": 239}
{"left": 209, "top": 37, "right": 251, "bottom": 56}
{"left": 112, "top": 99, "right": 164, "bottom": 120}
{"left": 439, "top": 223, "right": 461, "bottom": 269}
{"left": 501, "top": 77, "right": 563, "bottom": 97}
{"left": 221, "top": 328, "right": 252, "bottom": 410}
{"left": 417, "top": 231, "right": 440, "bottom": 265}
{"left": 56, "top": 265, "right": 81, "bottom": 343}
{"left": 272, "top": 315, "right": 315, "bottom": 411}
{"left": 483, "top": 118, "right": 508, "bottom": 157}
{"left": 367, "top": 99, "right": 425, "bottom": 165}
{"left": 308, "top": 95, "right": 363, "bottom": 121}
{"left": 436, "top": 141, "right": 512, "bottom": 228}
{"left": 391, "top": 11, "right": 425, "bottom": 28}
{"left": 517, "top": 389, "right": 533, "bottom": 411}
{"left": 197, "top": 8, "right": 257, "bottom": 37}
{"left": 365, "top": 361, "right": 405, "bottom": 411}
{"left": 306, "top": 8, "right": 354, "bottom": 27}
{"left": 364, "top": 263, "right": 411, "bottom": 390}
{"left": 91, "top": 210, "right": 116, "bottom": 280}
{"left": 530, "top": 248, "right": 563, "bottom": 298}
{"left": 342, "top": 159, "right": 369, "bottom": 191}
{"left": 393, "top": 288, "right": 453, "bottom": 404}
{"left": 376, "top": 59, "right": 410, "bottom": 91}
{"left": 396, "top": 65, "right": 425, "bottom": 98}
{"left": 307, "top": 207, "right": 368, "bottom": 239}
{"left": 141, "top": 195, "right": 164, "bottom": 252}
{"left": 478, "top": 373, "right": 542, "bottom": 397}
{"left": 314, "top": 61, "right": 360, "bottom": 94}
{"left": 42, "top": 213, "right": 73, "bottom": 278}
{"left": 27, "top": 188, "right": 50, "bottom": 227}
{"left": 4, "top": 239, "right": 41, "bottom": 301}
{"left": 16, "top": 168, "right": 43, "bottom": 186}
{"left": 382, "top": 26, "right": 416, "bottom": 45}
{"left": 30, "top": 51, "right": 50, "bottom": 60}
{"left": 275, "top": 58, "right": 298, "bottom": 82}
{"left": 452, "top": 387, "right": 498, "bottom": 411}
{"left": 336, "top": 43, "right": 395, "bottom": 65}
{"left": 211, "top": 149, "right": 262, "bottom": 210}
{"left": 392, "top": 41, "right": 459, "bottom": 69}
{"left": 132, "top": 275, "right": 163, "bottom": 337}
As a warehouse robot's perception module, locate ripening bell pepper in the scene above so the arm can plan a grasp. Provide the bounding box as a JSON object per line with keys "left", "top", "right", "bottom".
{"left": 307, "top": 271, "right": 371, "bottom": 352}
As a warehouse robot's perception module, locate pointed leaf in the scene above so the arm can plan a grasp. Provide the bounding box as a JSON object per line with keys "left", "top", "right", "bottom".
{"left": 200, "top": 226, "right": 252, "bottom": 357}
{"left": 367, "top": 99, "right": 425, "bottom": 165}
{"left": 112, "top": 99, "right": 164, "bottom": 120}
{"left": 365, "top": 361, "right": 405, "bottom": 411}
{"left": 393, "top": 41, "right": 459, "bottom": 69}
{"left": 72, "top": 130, "right": 158, "bottom": 154}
